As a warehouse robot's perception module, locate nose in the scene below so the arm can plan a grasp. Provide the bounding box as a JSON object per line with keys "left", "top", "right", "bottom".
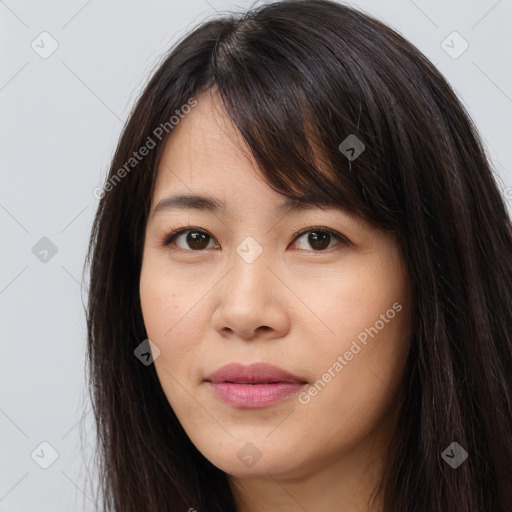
{"left": 211, "top": 247, "right": 290, "bottom": 341}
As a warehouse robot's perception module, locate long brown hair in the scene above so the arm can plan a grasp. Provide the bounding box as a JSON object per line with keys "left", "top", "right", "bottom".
{"left": 84, "top": 1, "right": 512, "bottom": 510}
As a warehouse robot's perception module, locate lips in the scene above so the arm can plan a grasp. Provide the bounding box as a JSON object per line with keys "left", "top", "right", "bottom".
{"left": 205, "top": 362, "right": 307, "bottom": 385}
{"left": 205, "top": 362, "right": 308, "bottom": 408}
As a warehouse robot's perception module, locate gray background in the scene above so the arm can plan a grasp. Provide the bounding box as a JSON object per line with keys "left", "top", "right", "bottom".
{"left": 1, "top": 0, "right": 511, "bottom": 510}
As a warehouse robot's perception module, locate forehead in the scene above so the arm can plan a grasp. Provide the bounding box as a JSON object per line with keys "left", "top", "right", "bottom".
{"left": 153, "top": 89, "right": 260, "bottom": 192}
{"left": 149, "top": 89, "right": 367, "bottom": 232}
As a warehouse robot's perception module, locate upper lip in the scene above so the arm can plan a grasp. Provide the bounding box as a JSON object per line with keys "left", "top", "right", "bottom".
{"left": 205, "top": 362, "right": 308, "bottom": 384}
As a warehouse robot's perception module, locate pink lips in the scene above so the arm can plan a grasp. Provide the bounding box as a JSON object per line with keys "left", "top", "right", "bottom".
{"left": 205, "top": 362, "right": 307, "bottom": 408}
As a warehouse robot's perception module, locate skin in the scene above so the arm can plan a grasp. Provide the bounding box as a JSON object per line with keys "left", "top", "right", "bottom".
{"left": 139, "top": 88, "right": 414, "bottom": 512}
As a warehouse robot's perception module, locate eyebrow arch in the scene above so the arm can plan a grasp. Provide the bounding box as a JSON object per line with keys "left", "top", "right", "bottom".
{"left": 151, "top": 193, "right": 331, "bottom": 217}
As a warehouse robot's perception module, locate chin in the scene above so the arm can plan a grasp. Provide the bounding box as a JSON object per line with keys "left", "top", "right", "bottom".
{"left": 197, "top": 438, "right": 303, "bottom": 479}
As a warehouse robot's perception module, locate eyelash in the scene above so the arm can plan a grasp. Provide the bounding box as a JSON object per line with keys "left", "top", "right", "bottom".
{"left": 160, "top": 225, "right": 350, "bottom": 253}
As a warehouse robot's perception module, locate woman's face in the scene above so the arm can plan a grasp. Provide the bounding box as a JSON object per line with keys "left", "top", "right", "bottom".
{"left": 139, "top": 89, "right": 413, "bottom": 481}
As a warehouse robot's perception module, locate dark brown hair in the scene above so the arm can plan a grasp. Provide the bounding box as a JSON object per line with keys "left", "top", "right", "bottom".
{"left": 84, "top": 1, "right": 512, "bottom": 510}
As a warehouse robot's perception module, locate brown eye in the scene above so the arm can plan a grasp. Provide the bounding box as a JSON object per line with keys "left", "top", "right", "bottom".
{"left": 292, "top": 228, "right": 347, "bottom": 251}
{"left": 165, "top": 229, "right": 216, "bottom": 251}
{"left": 163, "top": 226, "right": 348, "bottom": 253}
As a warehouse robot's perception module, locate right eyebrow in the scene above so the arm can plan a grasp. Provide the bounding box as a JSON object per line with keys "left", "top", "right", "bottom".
{"left": 151, "top": 194, "right": 226, "bottom": 217}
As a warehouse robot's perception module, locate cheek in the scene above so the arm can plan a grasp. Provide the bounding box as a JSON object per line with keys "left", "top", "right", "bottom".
{"left": 293, "top": 261, "right": 411, "bottom": 437}
{"left": 139, "top": 265, "right": 206, "bottom": 425}
{"left": 139, "top": 253, "right": 198, "bottom": 340}
{"left": 139, "top": 258, "right": 204, "bottom": 377}
{"left": 290, "top": 261, "right": 408, "bottom": 352}
{"left": 293, "top": 308, "right": 410, "bottom": 467}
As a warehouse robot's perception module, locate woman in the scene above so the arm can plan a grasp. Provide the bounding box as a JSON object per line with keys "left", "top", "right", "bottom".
{"left": 85, "top": 1, "right": 512, "bottom": 510}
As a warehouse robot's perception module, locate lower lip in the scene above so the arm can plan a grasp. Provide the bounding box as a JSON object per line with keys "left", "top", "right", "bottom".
{"left": 207, "top": 382, "right": 305, "bottom": 408}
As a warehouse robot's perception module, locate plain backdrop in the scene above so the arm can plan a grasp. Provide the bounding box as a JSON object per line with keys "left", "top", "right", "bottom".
{"left": 1, "top": 0, "right": 511, "bottom": 510}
